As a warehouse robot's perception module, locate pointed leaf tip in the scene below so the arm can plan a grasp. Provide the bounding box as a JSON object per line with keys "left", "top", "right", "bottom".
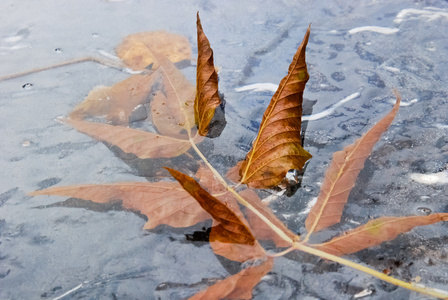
{"left": 165, "top": 167, "right": 256, "bottom": 245}
{"left": 238, "top": 27, "right": 312, "bottom": 188}
{"left": 195, "top": 13, "right": 222, "bottom": 136}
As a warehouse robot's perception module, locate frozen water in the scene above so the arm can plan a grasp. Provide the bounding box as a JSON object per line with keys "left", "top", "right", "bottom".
{"left": 1, "top": 0, "right": 448, "bottom": 299}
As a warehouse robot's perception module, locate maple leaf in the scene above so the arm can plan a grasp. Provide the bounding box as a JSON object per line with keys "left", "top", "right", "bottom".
{"left": 237, "top": 26, "right": 312, "bottom": 189}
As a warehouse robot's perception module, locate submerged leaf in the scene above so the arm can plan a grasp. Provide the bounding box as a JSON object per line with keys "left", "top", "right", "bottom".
{"left": 241, "top": 189, "right": 296, "bottom": 247}
{"left": 195, "top": 12, "right": 222, "bottom": 136}
{"left": 69, "top": 73, "right": 156, "bottom": 125}
{"left": 116, "top": 31, "right": 191, "bottom": 70}
{"left": 148, "top": 48, "right": 196, "bottom": 138}
{"left": 313, "top": 213, "right": 448, "bottom": 256}
{"left": 190, "top": 258, "right": 273, "bottom": 300}
{"left": 29, "top": 182, "right": 211, "bottom": 229}
{"left": 63, "top": 119, "right": 200, "bottom": 158}
{"left": 305, "top": 92, "right": 401, "bottom": 235}
{"left": 166, "top": 168, "right": 256, "bottom": 245}
{"left": 238, "top": 26, "right": 312, "bottom": 188}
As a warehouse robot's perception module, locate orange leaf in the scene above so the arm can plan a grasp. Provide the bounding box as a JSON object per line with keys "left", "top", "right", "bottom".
{"left": 29, "top": 182, "right": 211, "bottom": 229}
{"left": 69, "top": 73, "right": 156, "bottom": 125}
{"left": 189, "top": 257, "right": 273, "bottom": 300}
{"left": 116, "top": 31, "right": 191, "bottom": 70}
{"left": 238, "top": 26, "right": 312, "bottom": 188}
{"left": 209, "top": 191, "right": 266, "bottom": 262}
{"left": 305, "top": 92, "right": 401, "bottom": 234}
{"left": 195, "top": 12, "right": 222, "bottom": 136}
{"left": 241, "top": 189, "right": 297, "bottom": 247}
{"left": 313, "top": 213, "right": 448, "bottom": 256}
{"left": 63, "top": 118, "right": 201, "bottom": 158}
{"left": 166, "top": 167, "right": 257, "bottom": 246}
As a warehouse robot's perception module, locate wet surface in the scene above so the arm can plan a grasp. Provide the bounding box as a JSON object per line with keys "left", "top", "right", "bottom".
{"left": 1, "top": 0, "right": 448, "bottom": 299}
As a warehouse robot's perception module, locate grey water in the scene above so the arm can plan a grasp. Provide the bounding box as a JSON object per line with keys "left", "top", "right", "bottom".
{"left": 1, "top": 0, "right": 448, "bottom": 299}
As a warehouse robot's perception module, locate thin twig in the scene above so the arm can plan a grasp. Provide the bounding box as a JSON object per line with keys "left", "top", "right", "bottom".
{"left": 0, "top": 57, "right": 131, "bottom": 82}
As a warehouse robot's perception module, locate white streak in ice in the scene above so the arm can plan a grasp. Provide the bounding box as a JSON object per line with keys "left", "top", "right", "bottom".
{"left": 410, "top": 171, "right": 448, "bottom": 185}
{"left": 52, "top": 284, "right": 83, "bottom": 300}
{"left": 394, "top": 7, "right": 448, "bottom": 24}
{"left": 348, "top": 26, "right": 399, "bottom": 35}
{"left": 235, "top": 84, "right": 362, "bottom": 122}
{"left": 235, "top": 83, "right": 279, "bottom": 93}
{"left": 302, "top": 92, "right": 361, "bottom": 121}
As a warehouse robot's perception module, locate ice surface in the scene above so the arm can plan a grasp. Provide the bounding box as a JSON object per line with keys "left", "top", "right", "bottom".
{"left": 1, "top": 0, "right": 448, "bottom": 299}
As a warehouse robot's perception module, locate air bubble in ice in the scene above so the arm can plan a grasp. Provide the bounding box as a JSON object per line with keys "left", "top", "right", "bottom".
{"left": 416, "top": 207, "right": 432, "bottom": 215}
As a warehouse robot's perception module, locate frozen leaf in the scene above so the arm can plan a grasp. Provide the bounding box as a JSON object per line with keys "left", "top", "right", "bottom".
{"left": 195, "top": 166, "right": 267, "bottom": 261}
{"left": 29, "top": 182, "right": 210, "bottom": 229}
{"left": 166, "top": 168, "right": 256, "bottom": 245}
{"left": 116, "top": 31, "right": 191, "bottom": 70}
{"left": 189, "top": 258, "right": 273, "bottom": 300}
{"left": 305, "top": 92, "right": 401, "bottom": 235}
{"left": 69, "top": 73, "right": 157, "bottom": 125}
{"left": 313, "top": 213, "right": 448, "bottom": 256}
{"left": 63, "top": 119, "right": 202, "bottom": 158}
{"left": 210, "top": 192, "right": 266, "bottom": 262}
{"left": 239, "top": 26, "right": 312, "bottom": 188}
{"left": 148, "top": 48, "right": 196, "bottom": 138}
{"left": 195, "top": 12, "right": 222, "bottom": 136}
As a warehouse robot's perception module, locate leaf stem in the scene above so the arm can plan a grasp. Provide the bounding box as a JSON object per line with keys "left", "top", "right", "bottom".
{"left": 0, "top": 57, "right": 129, "bottom": 82}
{"left": 295, "top": 243, "right": 448, "bottom": 299}
{"left": 268, "top": 246, "right": 296, "bottom": 258}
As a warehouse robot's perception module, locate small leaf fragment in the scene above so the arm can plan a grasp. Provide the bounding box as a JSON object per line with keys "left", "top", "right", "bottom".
{"left": 305, "top": 92, "right": 401, "bottom": 235}
{"left": 69, "top": 73, "right": 157, "bottom": 125}
{"left": 116, "top": 31, "right": 192, "bottom": 70}
{"left": 166, "top": 167, "right": 256, "bottom": 245}
{"left": 189, "top": 258, "right": 273, "bottom": 300}
{"left": 29, "top": 182, "right": 211, "bottom": 229}
{"left": 313, "top": 213, "right": 448, "bottom": 256}
{"left": 63, "top": 119, "right": 199, "bottom": 158}
{"left": 239, "top": 26, "right": 312, "bottom": 188}
{"left": 195, "top": 12, "right": 222, "bottom": 136}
